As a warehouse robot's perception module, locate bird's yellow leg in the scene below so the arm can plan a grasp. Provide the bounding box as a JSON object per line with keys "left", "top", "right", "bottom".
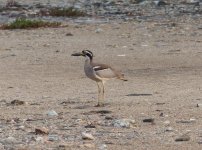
{"left": 101, "top": 81, "right": 105, "bottom": 105}
{"left": 95, "top": 81, "right": 105, "bottom": 107}
{"left": 96, "top": 82, "right": 102, "bottom": 106}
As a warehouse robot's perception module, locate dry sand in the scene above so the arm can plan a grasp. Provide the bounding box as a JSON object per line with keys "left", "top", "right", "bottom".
{"left": 0, "top": 20, "right": 202, "bottom": 149}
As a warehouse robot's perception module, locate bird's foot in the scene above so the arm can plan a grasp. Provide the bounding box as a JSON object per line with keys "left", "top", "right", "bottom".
{"left": 95, "top": 103, "right": 105, "bottom": 107}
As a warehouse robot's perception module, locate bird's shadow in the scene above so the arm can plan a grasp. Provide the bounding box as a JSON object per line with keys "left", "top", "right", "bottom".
{"left": 126, "top": 93, "right": 152, "bottom": 96}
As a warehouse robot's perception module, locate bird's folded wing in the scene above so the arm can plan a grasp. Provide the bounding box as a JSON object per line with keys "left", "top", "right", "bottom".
{"left": 92, "top": 64, "right": 117, "bottom": 79}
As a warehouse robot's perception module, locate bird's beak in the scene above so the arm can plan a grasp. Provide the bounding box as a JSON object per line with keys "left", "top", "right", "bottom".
{"left": 71, "top": 52, "right": 84, "bottom": 56}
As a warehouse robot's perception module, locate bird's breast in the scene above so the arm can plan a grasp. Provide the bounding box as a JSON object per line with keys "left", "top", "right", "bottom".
{"left": 84, "top": 63, "right": 100, "bottom": 81}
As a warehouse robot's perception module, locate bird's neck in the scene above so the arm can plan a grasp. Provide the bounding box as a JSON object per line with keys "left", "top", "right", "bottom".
{"left": 85, "top": 55, "right": 93, "bottom": 63}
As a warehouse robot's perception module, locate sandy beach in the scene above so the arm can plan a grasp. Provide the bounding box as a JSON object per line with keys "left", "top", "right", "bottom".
{"left": 0, "top": 1, "right": 202, "bottom": 149}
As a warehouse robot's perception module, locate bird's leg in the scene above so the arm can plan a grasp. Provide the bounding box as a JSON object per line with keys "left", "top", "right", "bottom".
{"left": 101, "top": 81, "right": 105, "bottom": 106}
{"left": 96, "top": 82, "right": 102, "bottom": 107}
{"left": 95, "top": 81, "right": 105, "bottom": 107}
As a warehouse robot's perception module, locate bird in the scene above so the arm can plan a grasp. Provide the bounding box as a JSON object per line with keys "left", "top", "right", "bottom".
{"left": 71, "top": 50, "right": 127, "bottom": 107}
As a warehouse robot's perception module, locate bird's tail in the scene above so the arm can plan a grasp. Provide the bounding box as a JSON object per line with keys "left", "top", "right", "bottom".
{"left": 118, "top": 73, "right": 128, "bottom": 81}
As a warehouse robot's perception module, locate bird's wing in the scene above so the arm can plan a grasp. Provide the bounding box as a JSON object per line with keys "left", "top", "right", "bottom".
{"left": 92, "top": 63, "right": 118, "bottom": 79}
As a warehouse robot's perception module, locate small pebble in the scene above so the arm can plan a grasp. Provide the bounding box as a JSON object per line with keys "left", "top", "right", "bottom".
{"left": 10, "top": 100, "right": 25, "bottom": 105}
{"left": 159, "top": 112, "right": 164, "bottom": 117}
{"left": 165, "top": 127, "right": 173, "bottom": 132}
{"left": 35, "top": 127, "right": 49, "bottom": 135}
{"left": 164, "top": 120, "right": 170, "bottom": 125}
{"left": 36, "top": 136, "right": 44, "bottom": 143}
{"left": 198, "top": 26, "right": 202, "bottom": 30}
{"left": 143, "top": 118, "right": 154, "bottom": 123}
{"left": 15, "top": 125, "right": 25, "bottom": 130}
{"left": 82, "top": 132, "right": 95, "bottom": 140}
{"left": 190, "top": 118, "right": 196, "bottom": 121}
{"left": 197, "top": 104, "right": 202, "bottom": 107}
{"left": 43, "top": 44, "right": 50, "bottom": 47}
{"left": 48, "top": 134, "right": 59, "bottom": 141}
{"left": 105, "top": 116, "right": 114, "bottom": 120}
{"left": 117, "top": 54, "right": 126, "bottom": 57}
{"left": 85, "top": 124, "right": 96, "bottom": 128}
{"left": 99, "top": 144, "right": 107, "bottom": 150}
{"left": 175, "top": 135, "right": 190, "bottom": 142}
{"left": 95, "top": 28, "right": 103, "bottom": 33}
{"left": 113, "top": 119, "right": 136, "bottom": 128}
{"left": 47, "top": 110, "right": 58, "bottom": 117}
{"left": 141, "top": 44, "right": 148, "bottom": 47}
{"left": 66, "top": 33, "right": 73, "bottom": 36}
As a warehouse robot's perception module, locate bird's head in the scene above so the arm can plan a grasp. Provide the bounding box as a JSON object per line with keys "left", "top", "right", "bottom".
{"left": 71, "top": 50, "right": 93, "bottom": 60}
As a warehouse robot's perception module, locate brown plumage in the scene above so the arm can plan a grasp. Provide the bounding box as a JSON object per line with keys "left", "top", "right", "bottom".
{"left": 92, "top": 62, "right": 127, "bottom": 81}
